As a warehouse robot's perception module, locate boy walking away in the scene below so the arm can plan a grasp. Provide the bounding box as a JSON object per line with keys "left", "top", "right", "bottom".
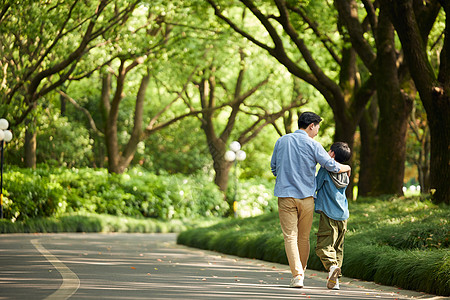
{"left": 314, "top": 142, "right": 352, "bottom": 290}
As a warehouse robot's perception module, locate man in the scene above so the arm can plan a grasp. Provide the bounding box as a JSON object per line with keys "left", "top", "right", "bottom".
{"left": 270, "top": 112, "right": 351, "bottom": 288}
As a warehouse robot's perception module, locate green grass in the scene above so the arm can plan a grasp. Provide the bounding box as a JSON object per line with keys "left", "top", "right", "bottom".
{"left": 0, "top": 212, "right": 220, "bottom": 234}
{"left": 177, "top": 195, "right": 450, "bottom": 296}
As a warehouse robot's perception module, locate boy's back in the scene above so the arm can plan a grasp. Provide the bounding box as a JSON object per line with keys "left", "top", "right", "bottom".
{"left": 315, "top": 167, "right": 349, "bottom": 221}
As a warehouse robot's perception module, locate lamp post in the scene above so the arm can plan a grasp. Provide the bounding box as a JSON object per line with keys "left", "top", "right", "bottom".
{"left": 0, "top": 118, "right": 13, "bottom": 219}
{"left": 224, "top": 141, "right": 246, "bottom": 218}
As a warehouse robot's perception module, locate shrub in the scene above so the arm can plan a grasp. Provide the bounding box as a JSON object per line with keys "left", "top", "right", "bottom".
{"left": 3, "top": 169, "right": 66, "bottom": 220}
{"left": 226, "top": 177, "right": 277, "bottom": 217}
{"left": 2, "top": 166, "right": 228, "bottom": 220}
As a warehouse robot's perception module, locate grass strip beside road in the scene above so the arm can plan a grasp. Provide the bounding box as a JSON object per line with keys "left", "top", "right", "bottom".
{"left": 0, "top": 213, "right": 220, "bottom": 234}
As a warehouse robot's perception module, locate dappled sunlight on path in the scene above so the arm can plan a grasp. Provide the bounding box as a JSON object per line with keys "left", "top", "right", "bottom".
{"left": 0, "top": 233, "right": 440, "bottom": 299}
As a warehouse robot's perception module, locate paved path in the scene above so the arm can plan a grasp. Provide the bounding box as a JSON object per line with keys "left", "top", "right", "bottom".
{"left": 0, "top": 233, "right": 446, "bottom": 300}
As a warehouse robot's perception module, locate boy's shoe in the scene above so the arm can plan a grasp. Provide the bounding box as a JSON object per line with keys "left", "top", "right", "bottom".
{"left": 332, "top": 278, "right": 340, "bottom": 290}
{"left": 327, "top": 265, "right": 341, "bottom": 289}
{"left": 289, "top": 275, "right": 304, "bottom": 288}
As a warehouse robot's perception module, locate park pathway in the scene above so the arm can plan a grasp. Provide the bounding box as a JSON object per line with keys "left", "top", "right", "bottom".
{"left": 0, "top": 233, "right": 445, "bottom": 300}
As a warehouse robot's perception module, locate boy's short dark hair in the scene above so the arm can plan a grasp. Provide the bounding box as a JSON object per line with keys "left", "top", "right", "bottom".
{"left": 298, "top": 112, "right": 323, "bottom": 129}
{"left": 331, "top": 142, "right": 351, "bottom": 163}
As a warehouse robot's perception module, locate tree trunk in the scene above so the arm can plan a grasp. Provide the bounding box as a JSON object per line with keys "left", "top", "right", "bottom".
{"left": 357, "top": 99, "right": 378, "bottom": 197}
{"left": 24, "top": 128, "right": 36, "bottom": 169}
{"left": 334, "top": 115, "right": 357, "bottom": 199}
{"left": 105, "top": 119, "right": 120, "bottom": 173}
{"left": 428, "top": 91, "right": 450, "bottom": 203}
{"left": 24, "top": 102, "right": 37, "bottom": 169}
{"left": 372, "top": 101, "right": 411, "bottom": 195}
{"left": 100, "top": 68, "right": 120, "bottom": 174}
{"left": 371, "top": 6, "right": 413, "bottom": 195}
{"left": 60, "top": 93, "right": 66, "bottom": 116}
{"left": 116, "top": 73, "right": 150, "bottom": 172}
{"left": 420, "top": 130, "right": 431, "bottom": 193}
{"left": 213, "top": 156, "right": 233, "bottom": 192}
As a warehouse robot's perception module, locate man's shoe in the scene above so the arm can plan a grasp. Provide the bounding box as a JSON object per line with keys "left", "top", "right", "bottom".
{"left": 289, "top": 275, "right": 304, "bottom": 288}
{"left": 327, "top": 265, "right": 341, "bottom": 289}
{"left": 332, "top": 278, "right": 340, "bottom": 290}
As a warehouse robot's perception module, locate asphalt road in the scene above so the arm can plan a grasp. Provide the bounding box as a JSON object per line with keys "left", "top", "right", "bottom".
{"left": 0, "top": 233, "right": 446, "bottom": 300}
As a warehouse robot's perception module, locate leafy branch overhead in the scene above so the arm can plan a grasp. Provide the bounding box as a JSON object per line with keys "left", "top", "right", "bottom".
{"left": 0, "top": 0, "right": 140, "bottom": 125}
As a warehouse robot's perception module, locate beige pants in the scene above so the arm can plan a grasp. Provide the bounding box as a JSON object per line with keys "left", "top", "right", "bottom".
{"left": 278, "top": 196, "right": 315, "bottom": 277}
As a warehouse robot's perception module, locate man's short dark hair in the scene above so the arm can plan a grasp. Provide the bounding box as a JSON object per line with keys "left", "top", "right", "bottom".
{"left": 298, "top": 112, "right": 322, "bottom": 129}
{"left": 330, "top": 142, "right": 351, "bottom": 163}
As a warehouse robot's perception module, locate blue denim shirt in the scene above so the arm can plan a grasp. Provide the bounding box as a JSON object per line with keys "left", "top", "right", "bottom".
{"left": 270, "top": 130, "right": 339, "bottom": 199}
{"left": 315, "top": 167, "right": 349, "bottom": 221}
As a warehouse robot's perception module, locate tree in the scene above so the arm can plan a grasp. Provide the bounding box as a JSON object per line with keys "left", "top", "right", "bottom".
{"left": 380, "top": 0, "right": 449, "bottom": 204}
{"left": 0, "top": 0, "right": 139, "bottom": 167}
{"left": 59, "top": 5, "right": 226, "bottom": 174}
{"left": 60, "top": 58, "right": 209, "bottom": 174}
{"left": 206, "top": 0, "right": 375, "bottom": 197}
{"left": 185, "top": 51, "right": 304, "bottom": 192}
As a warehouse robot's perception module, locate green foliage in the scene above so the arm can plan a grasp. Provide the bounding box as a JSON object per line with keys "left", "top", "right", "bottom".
{"left": 2, "top": 166, "right": 228, "bottom": 221}
{"left": 0, "top": 0, "right": 137, "bottom": 121}
{"left": 140, "top": 119, "right": 211, "bottom": 174}
{"left": 226, "top": 177, "right": 277, "bottom": 217}
{"left": 37, "top": 114, "right": 94, "bottom": 167}
{"left": 178, "top": 195, "right": 450, "bottom": 296}
{"left": 3, "top": 169, "right": 66, "bottom": 220}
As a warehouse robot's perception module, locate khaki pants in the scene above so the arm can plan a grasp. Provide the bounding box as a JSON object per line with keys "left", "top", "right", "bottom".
{"left": 278, "top": 196, "right": 314, "bottom": 277}
{"left": 315, "top": 212, "right": 347, "bottom": 271}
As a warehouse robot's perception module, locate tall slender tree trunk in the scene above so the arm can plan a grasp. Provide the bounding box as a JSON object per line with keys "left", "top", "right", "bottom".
{"left": 428, "top": 91, "right": 450, "bottom": 203}
{"left": 100, "top": 70, "right": 121, "bottom": 174}
{"left": 60, "top": 93, "right": 66, "bottom": 116}
{"left": 419, "top": 129, "right": 431, "bottom": 193}
{"left": 358, "top": 99, "right": 378, "bottom": 197}
{"left": 334, "top": 116, "right": 358, "bottom": 199}
{"left": 24, "top": 102, "right": 37, "bottom": 169}
{"left": 24, "top": 128, "right": 36, "bottom": 169}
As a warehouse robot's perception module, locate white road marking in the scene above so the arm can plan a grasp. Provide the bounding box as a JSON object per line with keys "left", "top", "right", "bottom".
{"left": 31, "top": 239, "right": 80, "bottom": 299}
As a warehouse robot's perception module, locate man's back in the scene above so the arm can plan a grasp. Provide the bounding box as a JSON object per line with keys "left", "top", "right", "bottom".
{"left": 271, "top": 130, "right": 339, "bottom": 199}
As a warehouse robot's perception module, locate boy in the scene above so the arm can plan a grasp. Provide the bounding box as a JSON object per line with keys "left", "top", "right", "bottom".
{"left": 314, "top": 142, "right": 352, "bottom": 290}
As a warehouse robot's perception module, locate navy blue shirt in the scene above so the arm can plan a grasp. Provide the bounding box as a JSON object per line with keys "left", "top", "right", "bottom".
{"left": 271, "top": 130, "right": 339, "bottom": 199}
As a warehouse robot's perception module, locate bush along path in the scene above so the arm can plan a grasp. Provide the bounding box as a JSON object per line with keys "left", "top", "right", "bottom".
{"left": 1, "top": 166, "right": 228, "bottom": 221}
{"left": 177, "top": 195, "right": 450, "bottom": 296}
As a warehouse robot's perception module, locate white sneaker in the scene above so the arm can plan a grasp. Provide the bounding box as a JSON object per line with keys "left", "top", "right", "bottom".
{"left": 332, "top": 278, "right": 340, "bottom": 290}
{"left": 327, "top": 265, "right": 341, "bottom": 289}
{"left": 289, "top": 275, "right": 304, "bottom": 288}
